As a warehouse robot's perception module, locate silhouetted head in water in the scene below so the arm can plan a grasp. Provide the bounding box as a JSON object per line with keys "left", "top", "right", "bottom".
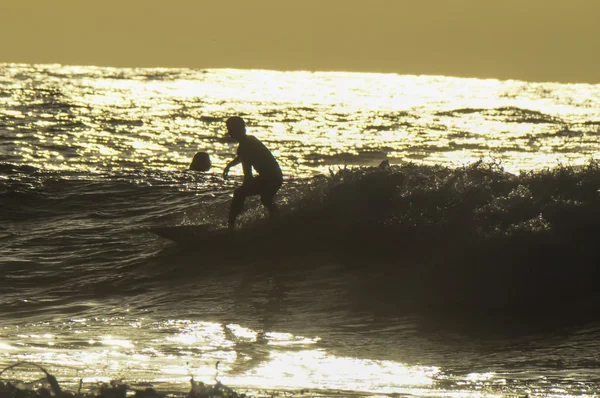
{"left": 189, "top": 151, "right": 212, "bottom": 172}
{"left": 225, "top": 116, "right": 246, "bottom": 141}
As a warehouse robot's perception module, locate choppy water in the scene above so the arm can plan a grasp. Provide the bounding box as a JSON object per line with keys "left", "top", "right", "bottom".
{"left": 2, "top": 64, "right": 600, "bottom": 397}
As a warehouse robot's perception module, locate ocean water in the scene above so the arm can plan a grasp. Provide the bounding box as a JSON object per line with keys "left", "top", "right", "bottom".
{"left": 2, "top": 64, "right": 600, "bottom": 397}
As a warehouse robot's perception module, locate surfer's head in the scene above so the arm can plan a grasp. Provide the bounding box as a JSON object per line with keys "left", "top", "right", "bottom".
{"left": 226, "top": 116, "right": 246, "bottom": 140}
{"left": 189, "top": 151, "right": 211, "bottom": 172}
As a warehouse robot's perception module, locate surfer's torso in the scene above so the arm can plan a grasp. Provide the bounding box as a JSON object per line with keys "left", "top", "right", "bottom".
{"left": 237, "top": 135, "right": 283, "bottom": 181}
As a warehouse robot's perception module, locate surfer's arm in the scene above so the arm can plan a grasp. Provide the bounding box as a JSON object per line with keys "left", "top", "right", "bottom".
{"left": 223, "top": 156, "right": 241, "bottom": 179}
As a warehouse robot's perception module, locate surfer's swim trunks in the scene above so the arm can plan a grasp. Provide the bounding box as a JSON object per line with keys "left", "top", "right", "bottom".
{"left": 235, "top": 175, "right": 282, "bottom": 203}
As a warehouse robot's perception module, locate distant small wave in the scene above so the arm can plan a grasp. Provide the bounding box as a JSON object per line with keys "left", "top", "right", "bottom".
{"left": 437, "top": 106, "right": 562, "bottom": 124}
{"left": 0, "top": 162, "right": 40, "bottom": 174}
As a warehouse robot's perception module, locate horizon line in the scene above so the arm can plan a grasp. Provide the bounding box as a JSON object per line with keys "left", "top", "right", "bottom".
{"left": 0, "top": 61, "right": 597, "bottom": 86}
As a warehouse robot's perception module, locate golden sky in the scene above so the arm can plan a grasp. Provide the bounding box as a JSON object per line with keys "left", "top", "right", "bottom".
{"left": 0, "top": 0, "right": 598, "bottom": 83}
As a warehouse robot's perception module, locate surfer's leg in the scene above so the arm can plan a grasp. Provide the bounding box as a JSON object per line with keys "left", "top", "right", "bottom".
{"left": 229, "top": 180, "right": 261, "bottom": 229}
{"left": 229, "top": 187, "right": 248, "bottom": 229}
{"left": 260, "top": 193, "right": 280, "bottom": 219}
{"left": 259, "top": 178, "right": 282, "bottom": 220}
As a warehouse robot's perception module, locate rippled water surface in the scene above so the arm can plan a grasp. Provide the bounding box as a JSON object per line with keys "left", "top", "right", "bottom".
{"left": 2, "top": 64, "right": 599, "bottom": 174}
{"left": 2, "top": 64, "right": 600, "bottom": 397}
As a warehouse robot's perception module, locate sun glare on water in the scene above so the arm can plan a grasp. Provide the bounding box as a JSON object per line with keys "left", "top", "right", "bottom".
{"left": 3, "top": 65, "right": 599, "bottom": 175}
{"left": 0, "top": 318, "right": 441, "bottom": 395}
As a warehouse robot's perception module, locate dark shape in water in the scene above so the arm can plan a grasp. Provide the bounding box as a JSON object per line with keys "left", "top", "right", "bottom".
{"left": 189, "top": 152, "right": 212, "bottom": 172}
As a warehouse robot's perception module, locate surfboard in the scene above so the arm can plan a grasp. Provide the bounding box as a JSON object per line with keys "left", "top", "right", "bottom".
{"left": 150, "top": 219, "right": 287, "bottom": 249}
{"left": 150, "top": 224, "right": 229, "bottom": 246}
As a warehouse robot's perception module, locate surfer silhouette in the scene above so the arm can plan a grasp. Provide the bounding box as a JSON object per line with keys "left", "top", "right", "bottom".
{"left": 222, "top": 116, "right": 283, "bottom": 230}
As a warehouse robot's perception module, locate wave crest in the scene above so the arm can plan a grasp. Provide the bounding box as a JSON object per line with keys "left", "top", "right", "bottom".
{"left": 261, "top": 160, "right": 600, "bottom": 314}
